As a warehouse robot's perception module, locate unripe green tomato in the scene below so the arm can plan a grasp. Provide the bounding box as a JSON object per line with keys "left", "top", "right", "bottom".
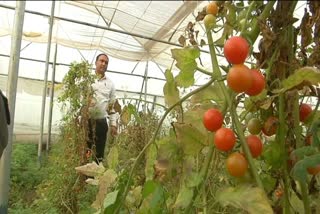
{"left": 247, "top": 118, "right": 262, "bottom": 135}
{"left": 204, "top": 14, "right": 216, "bottom": 30}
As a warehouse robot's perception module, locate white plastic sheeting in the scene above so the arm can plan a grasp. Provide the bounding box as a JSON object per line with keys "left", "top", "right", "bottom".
{"left": 0, "top": 1, "right": 209, "bottom": 68}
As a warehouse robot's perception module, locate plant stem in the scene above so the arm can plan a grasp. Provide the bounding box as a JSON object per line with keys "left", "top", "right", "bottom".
{"left": 244, "top": 1, "right": 276, "bottom": 44}
{"left": 206, "top": 28, "right": 231, "bottom": 115}
{"left": 115, "top": 77, "right": 216, "bottom": 213}
{"left": 197, "top": 66, "right": 213, "bottom": 76}
{"left": 300, "top": 182, "right": 311, "bottom": 214}
{"left": 278, "top": 93, "right": 291, "bottom": 214}
{"left": 240, "top": 1, "right": 256, "bottom": 35}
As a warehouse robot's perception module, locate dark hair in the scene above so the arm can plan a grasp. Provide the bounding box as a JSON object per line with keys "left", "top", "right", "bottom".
{"left": 95, "top": 53, "right": 108, "bottom": 62}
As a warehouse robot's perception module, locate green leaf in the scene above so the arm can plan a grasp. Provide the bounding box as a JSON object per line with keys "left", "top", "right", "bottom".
{"left": 291, "top": 154, "right": 320, "bottom": 182}
{"left": 310, "top": 119, "right": 320, "bottom": 147}
{"left": 190, "top": 83, "right": 225, "bottom": 107}
{"left": 92, "top": 169, "right": 118, "bottom": 210}
{"left": 273, "top": 67, "right": 320, "bottom": 93}
{"left": 171, "top": 47, "right": 200, "bottom": 88}
{"left": 260, "top": 174, "right": 277, "bottom": 194}
{"left": 103, "top": 190, "right": 119, "bottom": 210}
{"left": 140, "top": 180, "right": 166, "bottom": 213}
{"left": 262, "top": 141, "right": 284, "bottom": 169}
{"left": 175, "top": 69, "right": 195, "bottom": 87}
{"left": 142, "top": 180, "right": 159, "bottom": 199}
{"left": 185, "top": 171, "right": 202, "bottom": 188}
{"left": 145, "top": 143, "right": 158, "bottom": 181}
{"left": 173, "top": 185, "right": 194, "bottom": 209}
{"left": 157, "top": 136, "right": 181, "bottom": 162}
{"left": 120, "top": 105, "right": 131, "bottom": 125}
{"left": 107, "top": 146, "right": 119, "bottom": 171}
{"left": 163, "top": 69, "right": 180, "bottom": 107}
{"left": 173, "top": 122, "right": 206, "bottom": 155}
{"left": 291, "top": 146, "right": 318, "bottom": 160}
{"left": 216, "top": 185, "right": 273, "bottom": 214}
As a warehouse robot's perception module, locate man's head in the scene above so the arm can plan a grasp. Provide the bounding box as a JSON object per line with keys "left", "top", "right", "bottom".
{"left": 95, "top": 53, "right": 109, "bottom": 76}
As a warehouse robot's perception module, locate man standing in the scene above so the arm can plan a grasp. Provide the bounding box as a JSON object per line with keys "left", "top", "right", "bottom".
{"left": 87, "top": 53, "right": 118, "bottom": 164}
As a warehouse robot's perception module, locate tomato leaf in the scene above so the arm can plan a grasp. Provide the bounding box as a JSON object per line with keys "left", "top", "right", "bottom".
{"left": 291, "top": 146, "right": 318, "bottom": 160}
{"left": 272, "top": 67, "right": 320, "bottom": 93}
{"left": 185, "top": 171, "right": 202, "bottom": 188}
{"left": 91, "top": 169, "right": 118, "bottom": 210}
{"left": 173, "top": 122, "right": 206, "bottom": 155}
{"left": 157, "top": 136, "right": 181, "bottom": 162}
{"left": 310, "top": 119, "right": 320, "bottom": 147}
{"left": 260, "top": 174, "right": 277, "bottom": 194}
{"left": 145, "top": 143, "right": 158, "bottom": 181}
{"left": 190, "top": 83, "right": 225, "bottom": 107}
{"left": 107, "top": 146, "right": 119, "bottom": 171}
{"left": 173, "top": 185, "right": 194, "bottom": 209}
{"left": 103, "top": 190, "right": 119, "bottom": 210}
{"left": 171, "top": 47, "right": 200, "bottom": 88}
{"left": 262, "top": 141, "right": 284, "bottom": 169}
{"left": 216, "top": 184, "right": 273, "bottom": 214}
{"left": 291, "top": 154, "right": 320, "bottom": 182}
{"left": 142, "top": 180, "right": 159, "bottom": 199}
{"left": 120, "top": 105, "right": 131, "bottom": 125}
{"left": 140, "top": 181, "right": 166, "bottom": 213}
{"left": 163, "top": 69, "right": 180, "bottom": 107}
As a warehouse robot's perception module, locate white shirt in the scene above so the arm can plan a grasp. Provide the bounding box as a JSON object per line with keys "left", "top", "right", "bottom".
{"left": 89, "top": 76, "right": 117, "bottom": 126}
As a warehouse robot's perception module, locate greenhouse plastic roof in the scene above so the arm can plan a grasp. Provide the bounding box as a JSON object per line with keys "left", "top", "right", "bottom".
{"left": 0, "top": 1, "right": 208, "bottom": 68}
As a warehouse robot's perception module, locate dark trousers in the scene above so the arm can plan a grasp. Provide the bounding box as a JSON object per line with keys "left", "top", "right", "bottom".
{"left": 87, "top": 118, "right": 108, "bottom": 163}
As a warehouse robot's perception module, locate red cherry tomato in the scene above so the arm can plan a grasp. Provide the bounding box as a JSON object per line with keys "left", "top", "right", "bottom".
{"left": 214, "top": 127, "right": 236, "bottom": 151}
{"left": 246, "top": 135, "right": 263, "bottom": 158}
{"left": 224, "top": 36, "right": 250, "bottom": 64}
{"left": 227, "top": 64, "right": 253, "bottom": 93}
{"left": 203, "top": 108, "right": 224, "bottom": 132}
{"left": 299, "top": 103, "right": 312, "bottom": 123}
{"left": 245, "top": 69, "right": 265, "bottom": 96}
{"left": 226, "top": 152, "right": 248, "bottom": 177}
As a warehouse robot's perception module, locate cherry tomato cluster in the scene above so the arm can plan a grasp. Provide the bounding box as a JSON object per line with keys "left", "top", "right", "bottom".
{"left": 203, "top": 2, "right": 219, "bottom": 30}
{"left": 224, "top": 36, "right": 265, "bottom": 96}
{"left": 203, "top": 108, "right": 265, "bottom": 177}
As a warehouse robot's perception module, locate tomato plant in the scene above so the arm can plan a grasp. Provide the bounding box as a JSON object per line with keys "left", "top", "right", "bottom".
{"left": 214, "top": 127, "right": 236, "bottom": 151}
{"left": 224, "top": 36, "right": 249, "bottom": 64}
{"left": 245, "top": 135, "right": 263, "bottom": 158}
{"left": 227, "top": 64, "right": 253, "bottom": 93}
{"left": 247, "top": 117, "right": 262, "bottom": 135}
{"left": 203, "top": 108, "right": 223, "bottom": 132}
{"left": 245, "top": 69, "right": 265, "bottom": 96}
{"left": 206, "top": 1, "right": 218, "bottom": 16}
{"left": 226, "top": 152, "right": 248, "bottom": 177}
{"left": 299, "top": 103, "right": 312, "bottom": 122}
{"left": 262, "top": 116, "right": 278, "bottom": 136}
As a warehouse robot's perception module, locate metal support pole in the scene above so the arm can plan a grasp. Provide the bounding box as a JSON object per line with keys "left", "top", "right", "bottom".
{"left": 0, "top": 1, "right": 25, "bottom": 212}
{"left": 38, "top": 1, "right": 55, "bottom": 165}
{"left": 151, "top": 96, "right": 157, "bottom": 113}
{"left": 144, "top": 61, "right": 148, "bottom": 113}
{"left": 46, "top": 43, "right": 58, "bottom": 152}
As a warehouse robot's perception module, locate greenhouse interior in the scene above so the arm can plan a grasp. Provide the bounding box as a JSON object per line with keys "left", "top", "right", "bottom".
{"left": 0, "top": 1, "right": 320, "bottom": 213}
